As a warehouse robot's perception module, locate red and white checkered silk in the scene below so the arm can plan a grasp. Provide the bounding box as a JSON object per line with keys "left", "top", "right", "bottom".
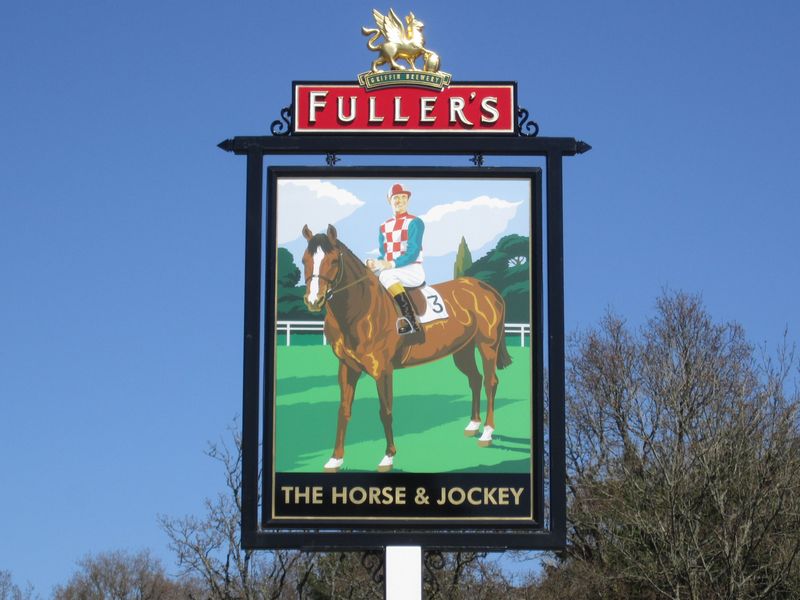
{"left": 380, "top": 214, "right": 423, "bottom": 263}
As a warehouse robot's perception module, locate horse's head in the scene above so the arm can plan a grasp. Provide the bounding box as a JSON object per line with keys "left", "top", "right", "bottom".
{"left": 301, "top": 224, "right": 341, "bottom": 312}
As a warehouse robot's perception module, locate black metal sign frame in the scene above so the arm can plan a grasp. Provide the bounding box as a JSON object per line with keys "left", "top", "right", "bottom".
{"left": 219, "top": 126, "right": 589, "bottom": 551}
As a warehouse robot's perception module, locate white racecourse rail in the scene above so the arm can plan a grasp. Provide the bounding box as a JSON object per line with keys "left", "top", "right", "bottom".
{"left": 276, "top": 320, "right": 531, "bottom": 347}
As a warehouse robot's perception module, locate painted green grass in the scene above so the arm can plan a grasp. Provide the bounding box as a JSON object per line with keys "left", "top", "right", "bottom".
{"left": 275, "top": 345, "right": 532, "bottom": 473}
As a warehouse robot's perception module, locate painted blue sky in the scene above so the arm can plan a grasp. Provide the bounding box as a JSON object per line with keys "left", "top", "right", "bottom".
{"left": 2, "top": 0, "right": 799, "bottom": 593}
{"left": 277, "top": 176, "right": 532, "bottom": 285}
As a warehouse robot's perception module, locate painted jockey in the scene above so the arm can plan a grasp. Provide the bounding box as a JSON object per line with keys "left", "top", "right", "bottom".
{"left": 366, "top": 183, "right": 425, "bottom": 335}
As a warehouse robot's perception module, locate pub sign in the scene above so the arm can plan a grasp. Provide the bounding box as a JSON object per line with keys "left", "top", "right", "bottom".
{"left": 220, "top": 7, "right": 586, "bottom": 550}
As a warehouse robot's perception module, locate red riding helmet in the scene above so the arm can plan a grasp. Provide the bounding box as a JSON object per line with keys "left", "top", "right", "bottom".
{"left": 387, "top": 183, "right": 412, "bottom": 198}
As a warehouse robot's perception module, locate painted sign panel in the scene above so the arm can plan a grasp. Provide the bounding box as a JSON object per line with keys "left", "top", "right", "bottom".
{"left": 263, "top": 167, "right": 543, "bottom": 529}
{"left": 292, "top": 83, "right": 517, "bottom": 134}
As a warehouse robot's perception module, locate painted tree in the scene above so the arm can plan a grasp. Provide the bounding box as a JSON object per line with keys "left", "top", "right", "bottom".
{"left": 465, "top": 234, "right": 530, "bottom": 322}
{"left": 453, "top": 236, "right": 473, "bottom": 278}
{"left": 276, "top": 248, "right": 315, "bottom": 320}
{"left": 277, "top": 247, "right": 300, "bottom": 288}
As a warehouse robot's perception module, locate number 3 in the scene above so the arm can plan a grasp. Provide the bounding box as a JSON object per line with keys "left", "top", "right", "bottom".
{"left": 427, "top": 295, "right": 444, "bottom": 314}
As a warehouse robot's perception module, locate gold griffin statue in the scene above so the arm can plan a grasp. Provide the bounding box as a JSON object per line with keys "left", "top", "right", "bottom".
{"left": 361, "top": 8, "right": 441, "bottom": 73}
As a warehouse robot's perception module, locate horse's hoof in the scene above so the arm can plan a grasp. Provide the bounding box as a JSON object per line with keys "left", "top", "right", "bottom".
{"left": 464, "top": 420, "right": 481, "bottom": 436}
{"left": 377, "top": 455, "right": 393, "bottom": 472}
{"left": 323, "top": 457, "right": 343, "bottom": 472}
{"left": 478, "top": 426, "right": 494, "bottom": 447}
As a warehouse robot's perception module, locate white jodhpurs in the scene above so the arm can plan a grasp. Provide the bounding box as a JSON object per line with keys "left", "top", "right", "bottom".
{"left": 377, "top": 263, "right": 426, "bottom": 289}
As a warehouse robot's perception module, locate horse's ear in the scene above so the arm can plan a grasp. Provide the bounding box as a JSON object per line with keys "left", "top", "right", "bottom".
{"left": 302, "top": 225, "right": 313, "bottom": 241}
{"left": 326, "top": 224, "right": 338, "bottom": 243}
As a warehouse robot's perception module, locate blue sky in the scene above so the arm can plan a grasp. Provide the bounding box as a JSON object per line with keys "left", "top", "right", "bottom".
{"left": 2, "top": 0, "right": 799, "bottom": 593}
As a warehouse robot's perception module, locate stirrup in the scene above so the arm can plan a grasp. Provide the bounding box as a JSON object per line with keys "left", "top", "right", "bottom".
{"left": 396, "top": 316, "right": 414, "bottom": 335}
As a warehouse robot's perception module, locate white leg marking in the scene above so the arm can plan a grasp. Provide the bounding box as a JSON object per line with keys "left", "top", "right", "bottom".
{"left": 464, "top": 420, "right": 481, "bottom": 437}
{"left": 478, "top": 425, "right": 494, "bottom": 446}
{"left": 324, "top": 457, "right": 343, "bottom": 472}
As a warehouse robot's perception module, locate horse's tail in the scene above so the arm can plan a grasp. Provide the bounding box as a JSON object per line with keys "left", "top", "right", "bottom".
{"left": 496, "top": 334, "right": 512, "bottom": 370}
{"left": 466, "top": 275, "right": 513, "bottom": 370}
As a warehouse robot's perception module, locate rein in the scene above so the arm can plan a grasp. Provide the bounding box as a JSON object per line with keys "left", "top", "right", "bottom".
{"left": 328, "top": 272, "right": 373, "bottom": 296}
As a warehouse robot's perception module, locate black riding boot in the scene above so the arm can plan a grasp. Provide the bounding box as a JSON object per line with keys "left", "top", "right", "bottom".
{"left": 393, "top": 292, "right": 421, "bottom": 335}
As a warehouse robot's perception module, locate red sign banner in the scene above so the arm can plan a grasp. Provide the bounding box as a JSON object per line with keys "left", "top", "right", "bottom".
{"left": 293, "top": 83, "right": 516, "bottom": 135}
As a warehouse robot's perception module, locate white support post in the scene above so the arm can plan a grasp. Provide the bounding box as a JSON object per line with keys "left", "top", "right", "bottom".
{"left": 286, "top": 322, "right": 291, "bottom": 347}
{"left": 385, "top": 546, "right": 421, "bottom": 600}
{"left": 521, "top": 327, "right": 525, "bottom": 347}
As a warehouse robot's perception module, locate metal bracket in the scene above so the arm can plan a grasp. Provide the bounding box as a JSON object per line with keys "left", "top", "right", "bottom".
{"left": 517, "top": 107, "right": 540, "bottom": 137}
{"left": 270, "top": 106, "right": 292, "bottom": 136}
{"left": 470, "top": 153, "right": 485, "bottom": 167}
{"left": 326, "top": 152, "right": 341, "bottom": 166}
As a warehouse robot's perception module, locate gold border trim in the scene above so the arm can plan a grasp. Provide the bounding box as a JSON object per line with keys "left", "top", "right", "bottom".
{"left": 271, "top": 174, "right": 536, "bottom": 524}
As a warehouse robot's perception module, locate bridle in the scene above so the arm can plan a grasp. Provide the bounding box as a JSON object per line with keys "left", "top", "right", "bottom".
{"left": 305, "top": 251, "right": 344, "bottom": 301}
{"left": 305, "top": 247, "right": 373, "bottom": 301}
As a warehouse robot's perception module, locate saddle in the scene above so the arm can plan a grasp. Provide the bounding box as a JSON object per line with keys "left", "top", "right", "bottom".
{"left": 405, "top": 283, "right": 428, "bottom": 316}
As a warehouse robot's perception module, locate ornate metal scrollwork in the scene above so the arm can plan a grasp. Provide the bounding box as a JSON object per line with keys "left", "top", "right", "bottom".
{"left": 470, "top": 153, "right": 485, "bottom": 167}
{"left": 270, "top": 105, "right": 293, "bottom": 136}
{"left": 360, "top": 550, "right": 385, "bottom": 585}
{"left": 423, "top": 550, "right": 445, "bottom": 595}
{"left": 517, "top": 107, "right": 540, "bottom": 137}
{"left": 326, "top": 153, "right": 341, "bottom": 166}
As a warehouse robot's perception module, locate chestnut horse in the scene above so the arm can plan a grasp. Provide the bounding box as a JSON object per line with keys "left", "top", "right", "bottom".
{"left": 301, "top": 225, "right": 511, "bottom": 472}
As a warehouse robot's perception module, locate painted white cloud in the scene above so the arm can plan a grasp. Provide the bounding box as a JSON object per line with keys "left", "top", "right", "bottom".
{"left": 277, "top": 179, "right": 365, "bottom": 244}
{"left": 418, "top": 196, "right": 522, "bottom": 256}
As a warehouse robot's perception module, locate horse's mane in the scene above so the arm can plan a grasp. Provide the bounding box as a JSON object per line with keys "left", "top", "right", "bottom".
{"left": 336, "top": 240, "right": 369, "bottom": 271}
